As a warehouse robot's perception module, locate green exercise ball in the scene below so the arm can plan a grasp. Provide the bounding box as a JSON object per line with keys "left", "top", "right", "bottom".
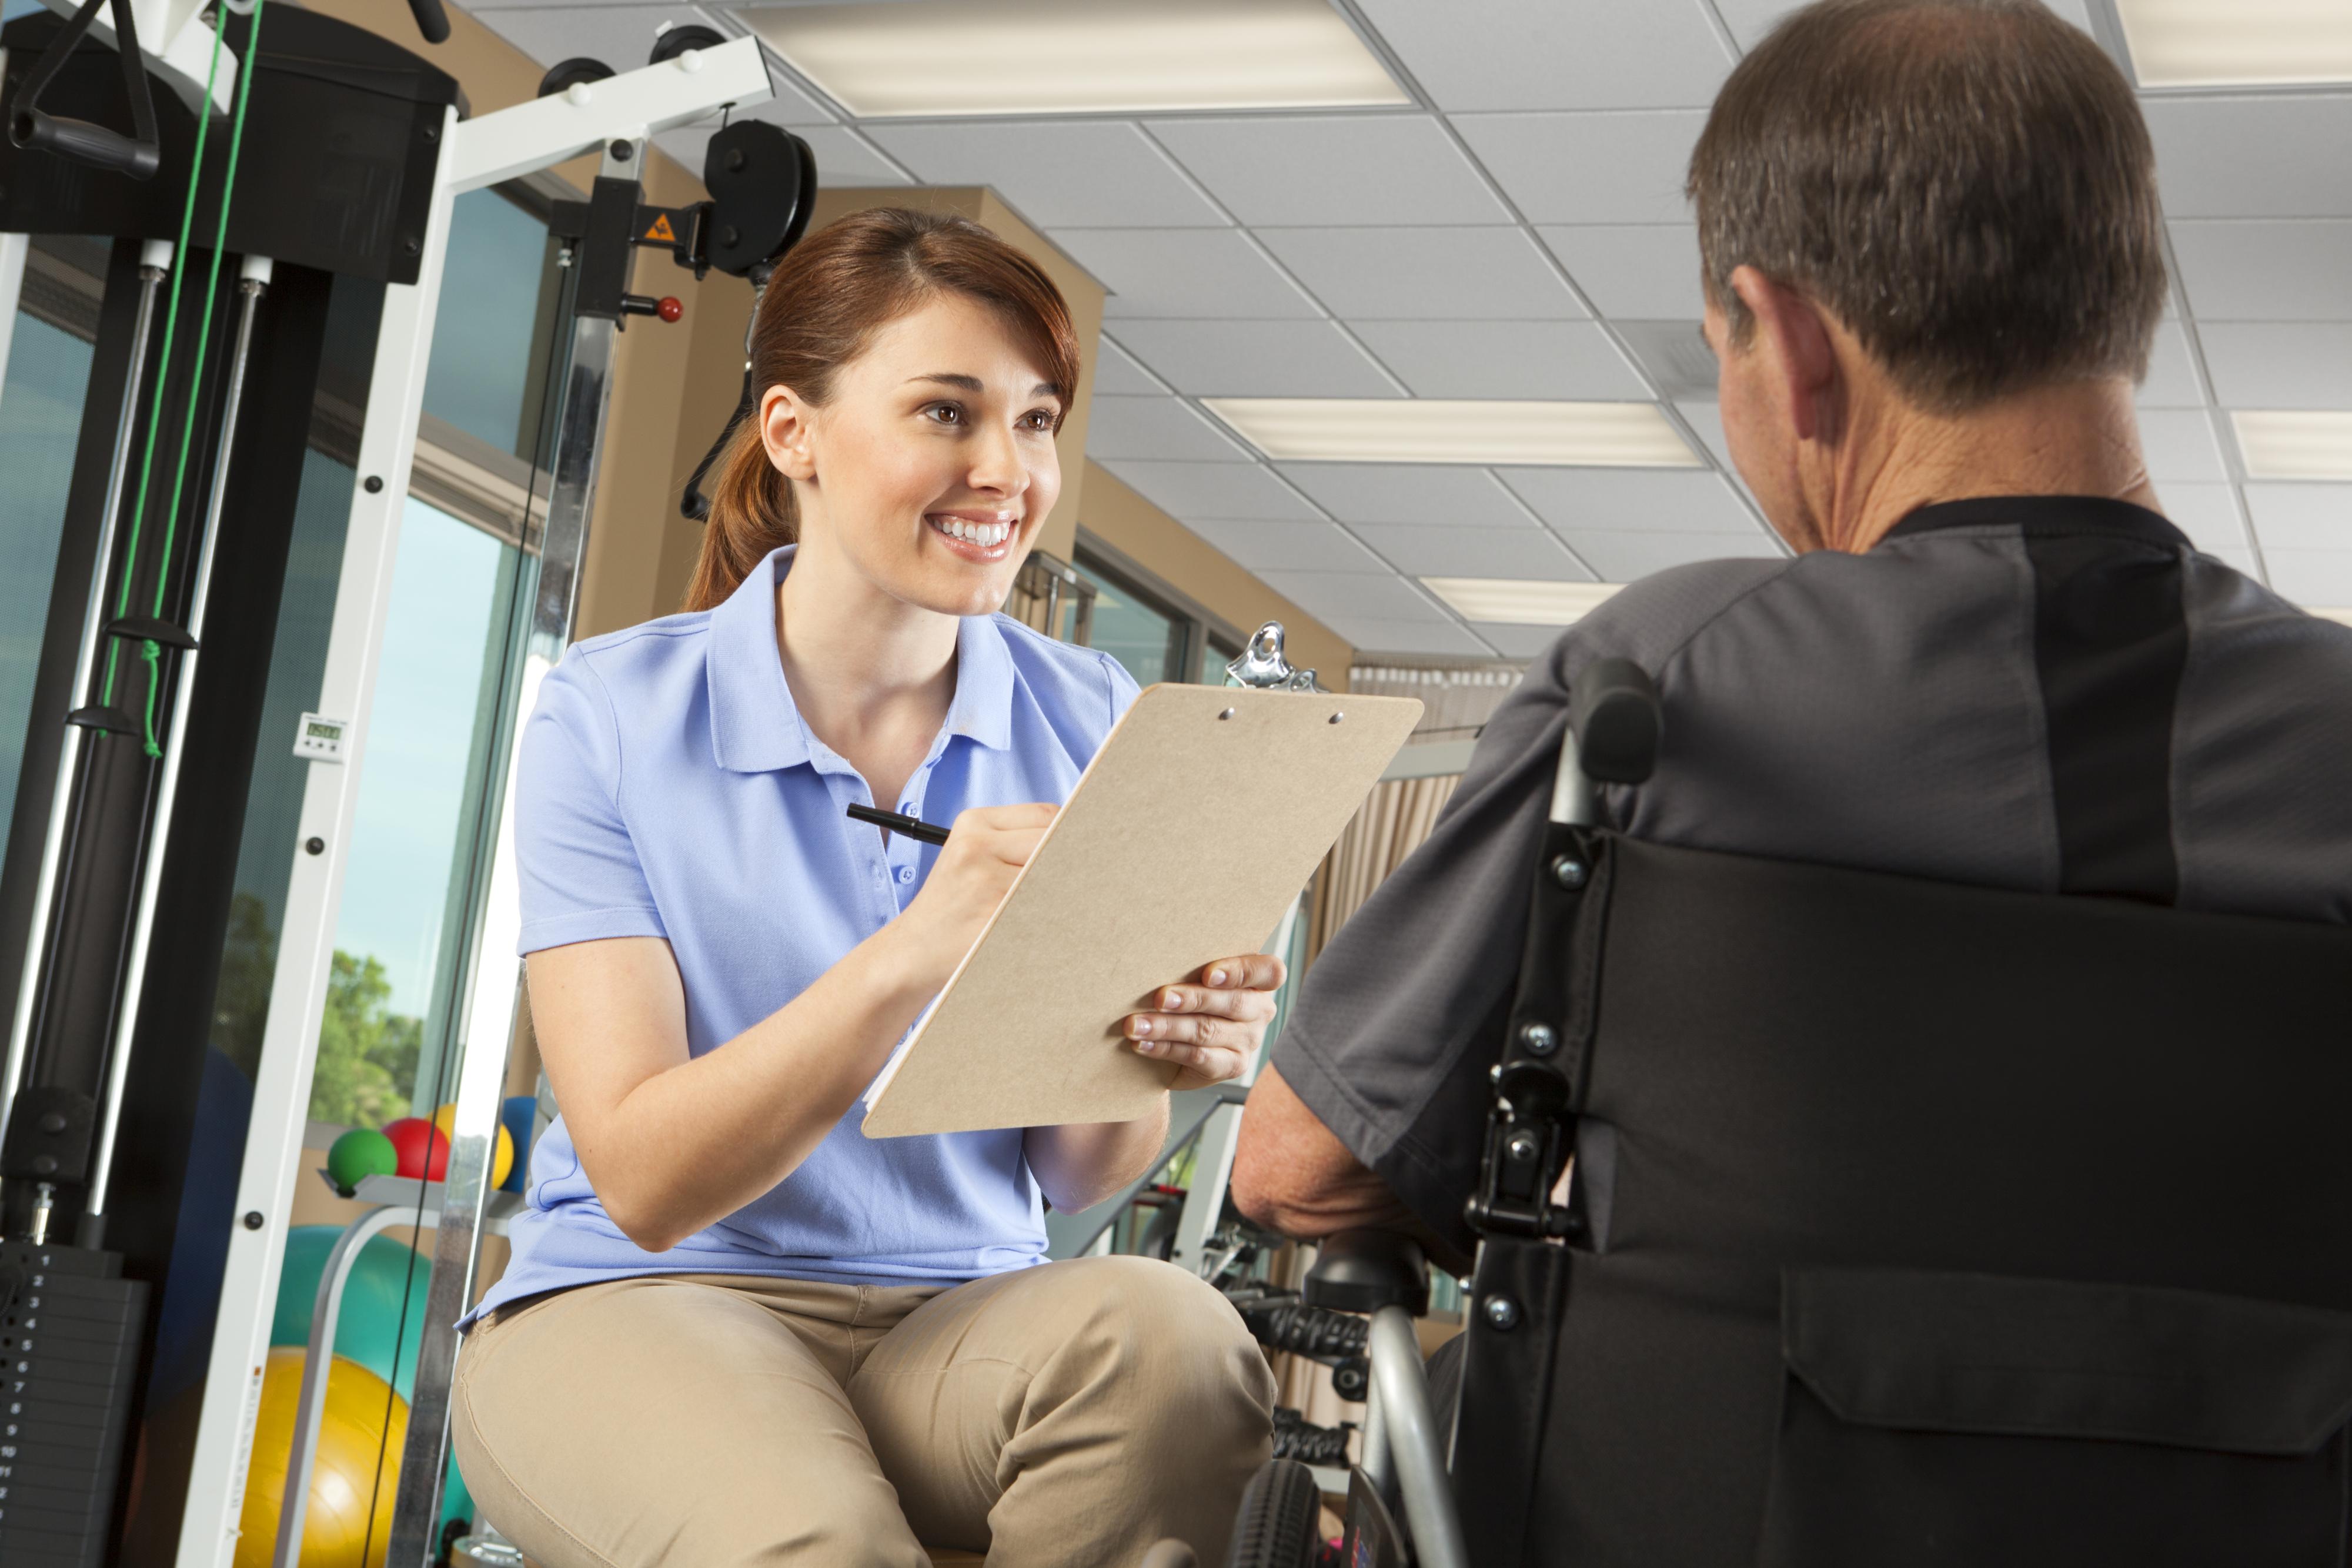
{"left": 273, "top": 1226, "right": 476, "bottom": 1528}
{"left": 326, "top": 1128, "right": 399, "bottom": 1196}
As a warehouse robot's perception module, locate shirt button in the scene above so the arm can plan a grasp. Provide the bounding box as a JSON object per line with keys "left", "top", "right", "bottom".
{"left": 896, "top": 866, "right": 915, "bottom": 884}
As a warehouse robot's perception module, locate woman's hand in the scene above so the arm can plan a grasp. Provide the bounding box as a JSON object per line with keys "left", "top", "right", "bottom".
{"left": 1121, "top": 952, "right": 1288, "bottom": 1091}
{"left": 886, "top": 804, "right": 1056, "bottom": 994}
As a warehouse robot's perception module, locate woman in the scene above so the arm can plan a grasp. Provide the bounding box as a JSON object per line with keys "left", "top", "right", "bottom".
{"left": 453, "top": 209, "right": 1279, "bottom": 1567}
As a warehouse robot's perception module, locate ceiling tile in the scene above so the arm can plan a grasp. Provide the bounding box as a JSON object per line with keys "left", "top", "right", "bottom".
{"left": 1144, "top": 115, "right": 1511, "bottom": 226}
{"left": 1091, "top": 458, "right": 1324, "bottom": 520}
{"left": 2263, "top": 550, "right": 2352, "bottom": 607}
{"left": 1538, "top": 225, "right": 1705, "bottom": 318}
{"left": 1676, "top": 398, "right": 1734, "bottom": 465}
{"left": 2243, "top": 484, "right": 2352, "bottom": 551}
{"left": 1258, "top": 569, "right": 1448, "bottom": 624}
{"left": 2157, "top": 483, "right": 2249, "bottom": 552}
{"left": 1350, "top": 523, "right": 1592, "bottom": 579}
{"left": 2200, "top": 323, "right": 2352, "bottom": 408}
{"left": 1614, "top": 319, "right": 1718, "bottom": 400}
{"left": 1275, "top": 463, "right": 1537, "bottom": 527}
{"left": 1332, "top": 617, "right": 1498, "bottom": 656}
{"left": 1349, "top": 320, "right": 1648, "bottom": 399}
{"left": 2136, "top": 409, "right": 2229, "bottom": 483}
{"left": 1354, "top": 0, "right": 1733, "bottom": 111}
{"left": 1092, "top": 336, "right": 1168, "bottom": 396}
{"left": 1181, "top": 519, "right": 1388, "bottom": 573}
{"left": 1709, "top": 0, "right": 2093, "bottom": 51}
{"left": 657, "top": 122, "right": 906, "bottom": 185}
{"left": 1470, "top": 622, "right": 1568, "bottom": 657}
{"left": 1102, "top": 321, "right": 1402, "bottom": 397}
{"left": 2144, "top": 96, "right": 2352, "bottom": 219}
{"left": 1454, "top": 111, "right": 1706, "bottom": 225}
{"left": 1499, "top": 467, "right": 1759, "bottom": 533}
{"left": 2170, "top": 220, "right": 2352, "bottom": 322}
{"left": 862, "top": 122, "right": 1225, "bottom": 228}
{"left": 1085, "top": 396, "right": 1252, "bottom": 462}
{"left": 1257, "top": 227, "right": 1585, "bottom": 320}
{"left": 2137, "top": 320, "right": 2205, "bottom": 408}
{"left": 1556, "top": 528, "right": 1781, "bottom": 580}
{"left": 1054, "top": 229, "right": 1320, "bottom": 320}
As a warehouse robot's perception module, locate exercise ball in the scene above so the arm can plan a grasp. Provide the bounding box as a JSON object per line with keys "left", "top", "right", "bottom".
{"left": 383, "top": 1116, "right": 447, "bottom": 1181}
{"left": 234, "top": 1348, "right": 406, "bottom": 1568}
{"left": 326, "top": 1128, "right": 398, "bottom": 1196}
{"left": 431, "top": 1104, "right": 514, "bottom": 1189}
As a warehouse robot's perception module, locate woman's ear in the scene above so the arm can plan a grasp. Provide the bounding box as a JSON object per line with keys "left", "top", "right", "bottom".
{"left": 760, "top": 385, "right": 818, "bottom": 483}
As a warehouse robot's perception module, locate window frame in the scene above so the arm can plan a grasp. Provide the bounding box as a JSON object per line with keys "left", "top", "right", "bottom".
{"left": 1073, "top": 529, "right": 1247, "bottom": 686}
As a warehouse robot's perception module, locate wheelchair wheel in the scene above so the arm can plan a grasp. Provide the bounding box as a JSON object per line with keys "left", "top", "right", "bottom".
{"left": 1227, "top": 1457, "right": 1323, "bottom": 1568}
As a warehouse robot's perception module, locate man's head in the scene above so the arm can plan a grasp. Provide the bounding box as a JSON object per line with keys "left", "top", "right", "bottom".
{"left": 1688, "top": 0, "right": 2169, "bottom": 550}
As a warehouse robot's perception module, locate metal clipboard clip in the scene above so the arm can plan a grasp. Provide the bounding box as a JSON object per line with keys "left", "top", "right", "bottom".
{"left": 1224, "top": 621, "right": 1324, "bottom": 693}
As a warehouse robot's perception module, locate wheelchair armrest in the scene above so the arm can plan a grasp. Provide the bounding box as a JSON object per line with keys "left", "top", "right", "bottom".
{"left": 1303, "top": 1229, "right": 1429, "bottom": 1316}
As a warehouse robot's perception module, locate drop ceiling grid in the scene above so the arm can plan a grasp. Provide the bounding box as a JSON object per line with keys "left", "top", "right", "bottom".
{"left": 465, "top": 0, "right": 2351, "bottom": 643}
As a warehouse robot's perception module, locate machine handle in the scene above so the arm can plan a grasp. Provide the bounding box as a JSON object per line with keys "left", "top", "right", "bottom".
{"left": 1568, "top": 658, "right": 1661, "bottom": 784}
{"left": 406, "top": 0, "right": 450, "bottom": 45}
{"left": 11, "top": 107, "right": 160, "bottom": 178}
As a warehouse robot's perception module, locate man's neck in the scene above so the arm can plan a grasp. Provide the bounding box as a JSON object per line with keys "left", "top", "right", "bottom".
{"left": 1817, "top": 375, "right": 2161, "bottom": 553}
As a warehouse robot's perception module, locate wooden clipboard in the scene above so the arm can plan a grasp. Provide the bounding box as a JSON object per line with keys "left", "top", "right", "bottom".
{"left": 861, "top": 682, "right": 1424, "bottom": 1138}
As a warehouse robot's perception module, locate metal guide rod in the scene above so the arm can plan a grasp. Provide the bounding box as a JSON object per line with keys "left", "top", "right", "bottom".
{"left": 82, "top": 255, "right": 271, "bottom": 1235}
{"left": 1368, "top": 1305, "right": 1471, "bottom": 1568}
{"left": 1, "top": 240, "right": 171, "bottom": 1165}
{"left": 172, "top": 111, "right": 459, "bottom": 1568}
{"left": 382, "top": 135, "right": 636, "bottom": 1568}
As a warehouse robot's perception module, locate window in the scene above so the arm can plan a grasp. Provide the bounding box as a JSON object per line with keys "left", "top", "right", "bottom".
{"left": 1072, "top": 534, "right": 1245, "bottom": 689}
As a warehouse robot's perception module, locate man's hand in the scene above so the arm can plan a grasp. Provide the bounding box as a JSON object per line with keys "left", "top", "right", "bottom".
{"left": 1120, "top": 952, "right": 1286, "bottom": 1090}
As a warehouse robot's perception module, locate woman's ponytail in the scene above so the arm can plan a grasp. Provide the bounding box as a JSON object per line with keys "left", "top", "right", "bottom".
{"left": 677, "top": 206, "right": 1081, "bottom": 614}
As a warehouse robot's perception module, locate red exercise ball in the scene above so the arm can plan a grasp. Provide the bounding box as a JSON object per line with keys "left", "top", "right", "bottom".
{"left": 381, "top": 1116, "right": 448, "bottom": 1181}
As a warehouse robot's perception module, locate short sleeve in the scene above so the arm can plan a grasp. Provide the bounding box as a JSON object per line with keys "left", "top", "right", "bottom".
{"left": 1103, "top": 653, "right": 1143, "bottom": 728}
{"left": 1271, "top": 656, "right": 1570, "bottom": 1265}
{"left": 513, "top": 653, "right": 668, "bottom": 955}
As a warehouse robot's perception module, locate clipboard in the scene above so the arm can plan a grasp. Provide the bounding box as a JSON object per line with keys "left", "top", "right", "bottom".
{"left": 861, "top": 680, "right": 1424, "bottom": 1138}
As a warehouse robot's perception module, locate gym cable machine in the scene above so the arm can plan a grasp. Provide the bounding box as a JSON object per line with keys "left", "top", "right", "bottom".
{"left": 0, "top": 0, "right": 813, "bottom": 1559}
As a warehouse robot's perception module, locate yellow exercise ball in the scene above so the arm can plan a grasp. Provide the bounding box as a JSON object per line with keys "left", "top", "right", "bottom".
{"left": 432, "top": 1104, "right": 514, "bottom": 1189}
{"left": 234, "top": 1348, "right": 407, "bottom": 1568}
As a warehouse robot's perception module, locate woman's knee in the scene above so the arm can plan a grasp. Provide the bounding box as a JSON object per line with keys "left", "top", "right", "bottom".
{"left": 1042, "top": 1256, "right": 1277, "bottom": 1417}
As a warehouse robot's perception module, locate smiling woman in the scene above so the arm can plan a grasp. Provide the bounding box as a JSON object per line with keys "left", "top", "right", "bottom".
{"left": 449, "top": 208, "right": 1278, "bottom": 1568}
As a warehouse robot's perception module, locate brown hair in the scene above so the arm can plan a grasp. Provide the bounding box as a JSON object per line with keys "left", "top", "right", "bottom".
{"left": 683, "top": 207, "right": 1083, "bottom": 611}
{"left": 1686, "top": 0, "right": 2167, "bottom": 413}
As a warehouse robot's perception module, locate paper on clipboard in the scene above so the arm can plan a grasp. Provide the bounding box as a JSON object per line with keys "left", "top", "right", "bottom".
{"left": 861, "top": 682, "right": 1422, "bottom": 1138}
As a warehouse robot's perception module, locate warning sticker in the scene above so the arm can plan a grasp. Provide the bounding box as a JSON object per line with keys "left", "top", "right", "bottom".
{"left": 643, "top": 213, "right": 677, "bottom": 243}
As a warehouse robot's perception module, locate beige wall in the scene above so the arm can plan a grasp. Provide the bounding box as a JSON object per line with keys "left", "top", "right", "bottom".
{"left": 1080, "top": 462, "right": 1354, "bottom": 690}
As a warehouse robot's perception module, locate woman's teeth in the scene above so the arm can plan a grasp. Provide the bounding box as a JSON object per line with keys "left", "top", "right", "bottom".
{"left": 933, "top": 516, "right": 1012, "bottom": 547}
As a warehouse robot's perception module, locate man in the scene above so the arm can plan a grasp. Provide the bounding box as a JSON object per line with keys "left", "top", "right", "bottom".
{"left": 1235, "top": 0, "right": 2352, "bottom": 1304}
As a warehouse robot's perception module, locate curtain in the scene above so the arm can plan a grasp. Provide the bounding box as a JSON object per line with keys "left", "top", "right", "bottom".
{"left": 1305, "top": 771, "right": 1462, "bottom": 964}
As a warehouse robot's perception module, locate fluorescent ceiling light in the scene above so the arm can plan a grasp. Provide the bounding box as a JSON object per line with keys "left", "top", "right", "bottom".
{"left": 734, "top": 0, "right": 1409, "bottom": 119}
{"left": 2233, "top": 410, "right": 2352, "bottom": 480}
{"left": 1422, "top": 578, "right": 1623, "bottom": 626}
{"left": 1204, "top": 400, "right": 1702, "bottom": 467}
{"left": 2312, "top": 608, "right": 2352, "bottom": 627}
{"left": 2115, "top": 0, "right": 2352, "bottom": 88}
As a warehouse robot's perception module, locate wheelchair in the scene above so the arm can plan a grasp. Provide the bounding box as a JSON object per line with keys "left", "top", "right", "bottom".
{"left": 1230, "top": 660, "right": 2352, "bottom": 1568}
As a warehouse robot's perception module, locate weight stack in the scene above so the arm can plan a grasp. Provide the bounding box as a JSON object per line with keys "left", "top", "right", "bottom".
{"left": 0, "top": 1241, "right": 149, "bottom": 1568}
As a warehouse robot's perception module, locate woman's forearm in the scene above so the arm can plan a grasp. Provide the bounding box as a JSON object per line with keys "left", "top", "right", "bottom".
{"left": 1024, "top": 1102, "right": 1173, "bottom": 1215}
{"left": 554, "top": 924, "right": 937, "bottom": 1251}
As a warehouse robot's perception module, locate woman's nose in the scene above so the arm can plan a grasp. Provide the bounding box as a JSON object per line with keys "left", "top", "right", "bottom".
{"left": 965, "top": 422, "right": 1028, "bottom": 497}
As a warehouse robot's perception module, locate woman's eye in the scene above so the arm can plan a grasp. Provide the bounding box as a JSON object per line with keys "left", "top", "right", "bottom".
{"left": 1019, "top": 410, "right": 1057, "bottom": 432}
{"left": 923, "top": 403, "right": 964, "bottom": 425}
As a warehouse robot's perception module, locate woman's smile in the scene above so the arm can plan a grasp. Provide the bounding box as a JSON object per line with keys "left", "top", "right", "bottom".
{"left": 925, "top": 507, "right": 1020, "bottom": 562}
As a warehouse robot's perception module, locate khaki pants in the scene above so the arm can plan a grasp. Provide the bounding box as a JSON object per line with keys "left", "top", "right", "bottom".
{"left": 451, "top": 1255, "right": 1277, "bottom": 1568}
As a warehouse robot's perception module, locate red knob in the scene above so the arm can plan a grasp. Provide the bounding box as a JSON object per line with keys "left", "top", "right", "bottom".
{"left": 656, "top": 296, "right": 683, "bottom": 323}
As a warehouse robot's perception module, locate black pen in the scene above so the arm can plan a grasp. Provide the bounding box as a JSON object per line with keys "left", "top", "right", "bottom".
{"left": 846, "top": 803, "right": 952, "bottom": 847}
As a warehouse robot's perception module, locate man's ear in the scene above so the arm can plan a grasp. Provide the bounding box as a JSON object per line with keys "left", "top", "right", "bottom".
{"left": 760, "top": 385, "right": 817, "bottom": 483}
{"left": 1729, "top": 266, "right": 1839, "bottom": 444}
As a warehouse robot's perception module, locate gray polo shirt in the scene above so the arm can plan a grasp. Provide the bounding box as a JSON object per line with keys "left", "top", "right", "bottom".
{"left": 1272, "top": 496, "right": 2352, "bottom": 1261}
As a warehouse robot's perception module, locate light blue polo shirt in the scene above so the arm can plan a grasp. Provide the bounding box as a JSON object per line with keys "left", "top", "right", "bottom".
{"left": 471, "top": 546, "right": 1141, "bottom": 1318}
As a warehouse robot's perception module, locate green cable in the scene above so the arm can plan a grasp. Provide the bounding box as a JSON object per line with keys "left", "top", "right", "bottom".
{"left": 99, "top": 11, "right": 225, "bottom": 713}
{"left": 133, "top": 0, "right": 267, "bottom": 755}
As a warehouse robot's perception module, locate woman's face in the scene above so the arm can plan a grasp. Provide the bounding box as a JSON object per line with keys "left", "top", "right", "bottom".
{"left": 761, "top": 293, "right": 1064, "bottom": 618}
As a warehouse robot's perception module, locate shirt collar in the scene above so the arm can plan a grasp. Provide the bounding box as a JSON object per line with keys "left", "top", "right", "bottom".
{"left": 706, "top": 545, "right": 1016, "bottom": 774}
{"left": 1882, "top": 496, "right": 2190, "bottom": 551}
